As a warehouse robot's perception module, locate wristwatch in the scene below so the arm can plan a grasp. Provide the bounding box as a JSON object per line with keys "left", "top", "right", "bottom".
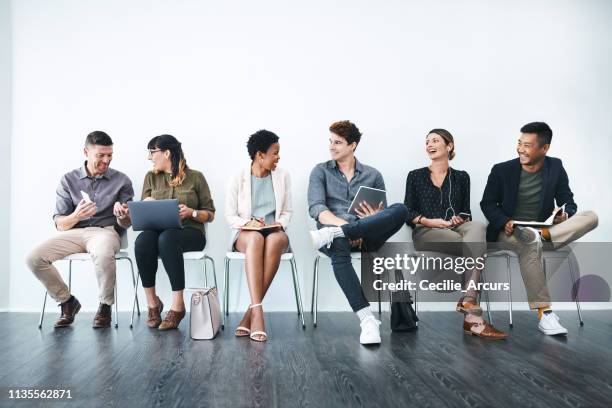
{"left": 192, "top": 210, "right": 198, "bottom": 219}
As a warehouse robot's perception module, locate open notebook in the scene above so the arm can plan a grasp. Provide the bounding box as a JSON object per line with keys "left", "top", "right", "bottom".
{"left": 513, "top": 204, "right": 566, "bottom": 227}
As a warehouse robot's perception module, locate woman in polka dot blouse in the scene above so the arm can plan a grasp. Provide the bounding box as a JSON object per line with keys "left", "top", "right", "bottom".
{"left": 404, "top": 129, "right": 507, "bottom": 340}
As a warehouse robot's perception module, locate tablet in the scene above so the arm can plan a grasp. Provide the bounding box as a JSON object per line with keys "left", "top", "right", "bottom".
{"left": 348, "top": 186, "right": 387, "bottom": 215}
{"left": 128, "top": 199, "right": 182, "bottom": 231}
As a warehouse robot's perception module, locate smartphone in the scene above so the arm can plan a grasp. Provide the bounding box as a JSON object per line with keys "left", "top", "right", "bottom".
{"left": 458, "top": 212, "right": 471, "bottom": 220}
{"left": 80, "top": 190, "right": 92, "bottom": 203}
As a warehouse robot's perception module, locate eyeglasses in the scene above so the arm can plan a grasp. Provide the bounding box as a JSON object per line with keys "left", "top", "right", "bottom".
{"left": 147, "top": 149, "right": 162, "bottom": 157}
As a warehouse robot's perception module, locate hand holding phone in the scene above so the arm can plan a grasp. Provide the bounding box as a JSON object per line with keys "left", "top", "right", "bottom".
{"left": 80, "top": 190, "right": 92, "bottom": 203}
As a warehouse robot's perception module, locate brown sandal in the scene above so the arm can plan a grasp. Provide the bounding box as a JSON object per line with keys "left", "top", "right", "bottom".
{"left": 456, "top": 296, "right": 483, "bottom": 316}
{"left": 463, "top": 320, "right": 508, "bottom": 340}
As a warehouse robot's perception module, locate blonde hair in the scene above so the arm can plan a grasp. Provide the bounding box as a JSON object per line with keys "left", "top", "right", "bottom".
{"left": 169, "top": 158, "right": 187, "bottom": 187}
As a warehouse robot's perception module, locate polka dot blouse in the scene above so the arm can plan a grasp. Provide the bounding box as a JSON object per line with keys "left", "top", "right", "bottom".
{"left": 403, "top": 166, "right": 471, "bottom": 228}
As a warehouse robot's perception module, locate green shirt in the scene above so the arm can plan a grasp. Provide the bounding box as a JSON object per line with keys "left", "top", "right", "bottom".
{"left": 513, "top": 169, "right": 542, "bottom": 221}
{"left": 141, "top": 168, "right": 215, "bottom": 232}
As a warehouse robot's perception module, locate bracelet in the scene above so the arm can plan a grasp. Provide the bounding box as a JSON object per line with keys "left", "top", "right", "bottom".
{"left": 416, "top": 215, "right": 423, "bottom": 224}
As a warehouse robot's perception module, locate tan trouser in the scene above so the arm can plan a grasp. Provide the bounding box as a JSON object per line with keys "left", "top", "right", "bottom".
{"left": 26, "top": 226, "right": 121, "bottom": 305}
{"left": 497, "top": 210, "right": 599, "bottom": 309}
{"left": 412, "top": 221, "right": 487, "bottom": 286}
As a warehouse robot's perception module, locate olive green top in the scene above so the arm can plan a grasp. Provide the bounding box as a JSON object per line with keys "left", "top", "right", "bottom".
{"left": 141, "top": 168, "right": 215, "bottom": 232}
{"left": 513, "top": 168, "right": 543, "bottom": 221}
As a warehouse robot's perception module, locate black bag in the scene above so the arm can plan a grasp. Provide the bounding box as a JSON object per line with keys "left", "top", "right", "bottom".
{"left": 390, "top": 270, "right": 419, "bottom": 332}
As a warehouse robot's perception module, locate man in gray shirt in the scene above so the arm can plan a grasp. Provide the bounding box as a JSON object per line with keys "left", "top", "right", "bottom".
{"left": 308, "top": 120, "right": 409, "bottom": 345}
{"left": 26, "top": 131, "right": 134, "bottom": 328}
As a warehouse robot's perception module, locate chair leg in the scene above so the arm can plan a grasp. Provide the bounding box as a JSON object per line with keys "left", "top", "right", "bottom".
{"left": 205, "top": 255, "right": 222, "bottom": 330}
{"left": 130, "top": 271, "right": 140, "bottom": 329}
{"left": 290, "top": 257, "right": 306, "bottom": 329}
{"left": 567, "top": 254, "right": 584, "bottom": 326}
{"left": 68, "top": 260, "right": 72, "bottom": 292}
{"left": 506, "top": 255, "right": 513, "bottom": 328}
{"left": 377, "top": 287, "right": 382, "bottom": 315}
{"left": 38, "top": 291, "right": 48, "bottom": 329}
{"left": 310, "top": 258, "right": 317, "bottom": 314}
{"left": 126, "top": 258, "right": 140, "bottom": 316}
{"left": 313, "top": 256, "right": 320, "bottom": 327}
{"left": 223, "top": 257, "right": 229, "bottom": 335}
{"left": 114, "top": 283, "right": 119, "bottom": 329}
{"left": 291, "top": 260, "right": 300, "bottom": 316}
{"left": 481, "top": 269, "right": 493, "bottom": 325}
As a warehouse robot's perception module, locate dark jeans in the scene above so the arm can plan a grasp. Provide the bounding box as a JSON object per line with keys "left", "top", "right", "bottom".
{"left": 135, "top": 227, "right": 206, "bottom": 291}
{"left": 320, "top": 203, "right": 409, "bottom": 311}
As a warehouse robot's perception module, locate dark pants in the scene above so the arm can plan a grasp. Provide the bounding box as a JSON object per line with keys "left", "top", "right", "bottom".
{"left": 135, "top": 228, "right": 206, "bottom": 291}
{"left": 320, "top": 203, "right": 409, "bottom": 311}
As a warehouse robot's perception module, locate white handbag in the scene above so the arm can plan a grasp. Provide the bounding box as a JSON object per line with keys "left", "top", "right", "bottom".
{"left": 188, "top": 287, "right": 221, "bottom": 340}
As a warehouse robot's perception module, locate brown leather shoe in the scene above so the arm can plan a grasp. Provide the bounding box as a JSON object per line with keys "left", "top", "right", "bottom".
{"left": 158, "top": 309, "right": 186, "bottom": 331}
{"left": 463, "top": 320, "right": 509, "bottom": 340}
{"left": 146, "top": 297, "right": 164, "bottom": 328}
{"left": 456, "top": 296, "right": 482, "bottom": 316}
{"left": 93, "top": 303, "right": 112, "bottom": 328}
{"left": 54, "top": 296, "right": 81, "bottom": 328}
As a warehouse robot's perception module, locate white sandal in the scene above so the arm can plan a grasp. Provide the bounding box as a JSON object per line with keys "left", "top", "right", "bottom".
{"left": 248, "top": 303, "right": 267, "bottom": 342}
{"left": 235, "top": 305, "right": 252, "bottom": 337}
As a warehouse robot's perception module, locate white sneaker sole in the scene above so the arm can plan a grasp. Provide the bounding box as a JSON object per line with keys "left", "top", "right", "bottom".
{"left": 538, "top": 326, "right": 568, "bottom": 336}
{"left": 309, "top": 231, "right": 322, "bottom": 249}
{"left": 360, "top": 336, "right": 381, "bottom": 345}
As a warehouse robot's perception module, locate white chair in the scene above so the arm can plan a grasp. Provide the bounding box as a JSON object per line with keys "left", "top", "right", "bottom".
{"left": 311, "top": 251, "right": 383, "bottom": 327}
{"left": 223, "top": 251, "right": 306, "bottom": 329}
{"left": 38, "top": 233, "right": 140, "bottom": 329}
{"left": 485, "top": 247, "right": 584, "bottom": 327}
{"left": 129, "top": 223, "right": 218, "bottom": 328}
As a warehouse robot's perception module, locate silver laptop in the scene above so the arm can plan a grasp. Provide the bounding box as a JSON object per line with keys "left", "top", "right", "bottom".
{"left": 128, "top": 199, "right": 182, "bottom": 231}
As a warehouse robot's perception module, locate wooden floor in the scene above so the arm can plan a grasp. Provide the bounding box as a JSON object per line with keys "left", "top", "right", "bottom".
{"left": 1, "top": 311, "right": 612, "bottom": 408}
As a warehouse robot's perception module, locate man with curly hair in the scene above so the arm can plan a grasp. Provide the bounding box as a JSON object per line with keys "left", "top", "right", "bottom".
{"left": 308, "top": 120, "right": 409, "bottom": 345}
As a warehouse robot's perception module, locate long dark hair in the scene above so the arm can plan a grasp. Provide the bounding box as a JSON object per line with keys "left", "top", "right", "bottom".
{"left": 147, "top": 134, "right": 188, "bottom": 186}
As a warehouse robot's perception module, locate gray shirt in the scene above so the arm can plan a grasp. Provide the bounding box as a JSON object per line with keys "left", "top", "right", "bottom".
{"left": 53, "top": 162, "right": 134, "bottom": 229}
{"left": 513, "top": 169, "right": 543, "bottom": 221}
{"left": 308, "top": 159, "right": 385, "bottom": 227}
{"left": 251, "top": 174, "right": 276, "bottom": 225}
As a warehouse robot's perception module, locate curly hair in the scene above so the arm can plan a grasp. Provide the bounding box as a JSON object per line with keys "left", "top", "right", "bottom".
{"left": 329, "top": 120, "right": 361, "bottom": 149}
{"left": 246, "top": 130, "right": 280, "bottom": 160}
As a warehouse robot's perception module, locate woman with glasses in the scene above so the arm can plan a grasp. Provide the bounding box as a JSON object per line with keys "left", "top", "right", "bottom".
{"left": 225, "top": 130, "right": 292, "bottom": 342}
{"left": 404, "top": 129, "right": 507, "bottom": 339}
{"left": 133, "top": 134, "right": 215, "bottom": 330}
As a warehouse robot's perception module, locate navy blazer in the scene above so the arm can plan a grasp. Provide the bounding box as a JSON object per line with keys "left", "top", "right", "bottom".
{"left": 480, "top": 156, "right": 577, "bottom": 242}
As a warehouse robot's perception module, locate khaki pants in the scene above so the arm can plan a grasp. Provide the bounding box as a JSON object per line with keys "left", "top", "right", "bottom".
{"left": 412, "top": 221, "right": 487, "bottom": 286}
{"left": 26, "top": 226, "right": 121, "bottom": 305}
{"left": 497, "top": 211, "right": 598, "bottom": 309}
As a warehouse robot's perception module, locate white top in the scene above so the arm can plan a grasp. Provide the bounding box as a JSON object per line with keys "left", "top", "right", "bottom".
{"left": 225, "top": 166, "right": 293, "bottom": 250}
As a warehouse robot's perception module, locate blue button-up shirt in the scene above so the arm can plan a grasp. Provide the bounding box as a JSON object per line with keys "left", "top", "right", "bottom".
{"left": 53, "top": 162, "right": 134, "bottom": 229}
{"left": 308, "top": 159, "right": 385, "bottom": 227}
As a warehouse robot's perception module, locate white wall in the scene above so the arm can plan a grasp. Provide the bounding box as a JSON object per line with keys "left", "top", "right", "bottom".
{"left": 0, "top": 0, "right": 11, "bottom": 311}
{"left": 9, "top": 0, "right": 612, "bottom": 312}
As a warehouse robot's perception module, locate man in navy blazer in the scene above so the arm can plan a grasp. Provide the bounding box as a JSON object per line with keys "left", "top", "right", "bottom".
{"left": 481, "top": 122, "right": 598, "bottom": 336}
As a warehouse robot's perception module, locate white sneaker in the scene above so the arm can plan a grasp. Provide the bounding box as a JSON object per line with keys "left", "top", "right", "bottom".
{"left": 538, "top": 312, "right": 568, "bottom": 336}
{"left": 310, "top": 227, "right": 337, "bottom": 249}
{"left": 516, "top": 226, "right": 542, "bottom": 245}
{"left": 359, "top": 316, "right": 382, "bottom": 344}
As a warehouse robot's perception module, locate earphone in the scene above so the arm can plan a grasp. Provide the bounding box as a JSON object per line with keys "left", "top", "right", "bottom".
{"left": 441, "top": 167, "right": 456, "bottom": 221}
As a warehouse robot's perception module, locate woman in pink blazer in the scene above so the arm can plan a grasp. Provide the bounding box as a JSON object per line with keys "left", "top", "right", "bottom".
{"left": 225, "top": 130, "right": 292, "bottom": 342}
